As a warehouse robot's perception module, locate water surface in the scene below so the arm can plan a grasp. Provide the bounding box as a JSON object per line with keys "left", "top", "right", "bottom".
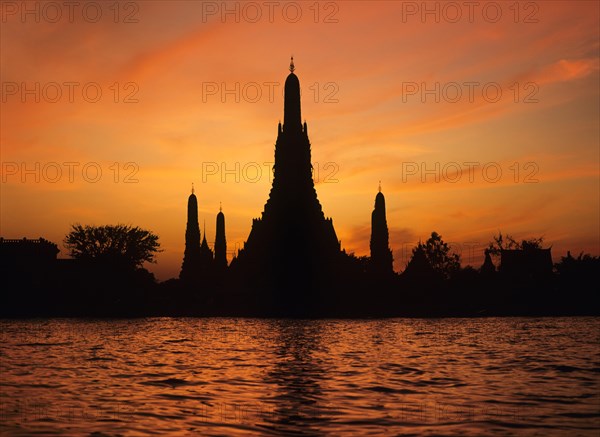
{"left": 1, "top": 318, "right": 599, "bottom": 436}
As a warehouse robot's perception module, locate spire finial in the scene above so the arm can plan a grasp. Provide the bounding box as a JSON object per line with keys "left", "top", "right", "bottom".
{"left": 289, "top": 56, "right": 295, "bottom": 73}
{"left": 378, "top": 180, "right": 381, "bottom": 193}
{"left": 219, "top": 202, "right": 222, "bottom": 212}
{"left": 191, "top": 182, "right": 195, "bottom": 194}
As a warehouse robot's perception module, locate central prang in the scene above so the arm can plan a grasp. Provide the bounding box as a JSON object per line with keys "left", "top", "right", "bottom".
{"left": 230, "top": 59, "right": 342, "bottom": 310}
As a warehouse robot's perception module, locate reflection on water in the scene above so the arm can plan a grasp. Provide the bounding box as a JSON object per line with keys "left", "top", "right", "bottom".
{"left": 0, "top": 318, "right": 598, "bottom": 436}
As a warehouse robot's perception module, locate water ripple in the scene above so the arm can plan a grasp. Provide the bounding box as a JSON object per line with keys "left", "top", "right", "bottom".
{"left": 0, "top": 317, "right": 598, "bottom": 436}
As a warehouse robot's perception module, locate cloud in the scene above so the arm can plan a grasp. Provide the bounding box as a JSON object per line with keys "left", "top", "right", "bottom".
{"left": 514, "top": 58, "right": 599, "bottom": 87}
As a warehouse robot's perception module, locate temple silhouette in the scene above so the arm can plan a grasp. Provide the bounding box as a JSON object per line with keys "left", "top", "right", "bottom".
{"left": 180, "top": 185, "right": 227, "bottom": 285}
{"left": 369, "top": 183, "right": 394, "bottom": 276}
{"left": 228, "top": 58, "right": 345, "bottom": 313}
{"left": 1, "top": 59, "right": 598, "bottom": 318}
{"left": 180, "top": 185, "right": 202, "bottom": 283}
{"left": 214, "top": 204, "right": 227, "bottom": 272}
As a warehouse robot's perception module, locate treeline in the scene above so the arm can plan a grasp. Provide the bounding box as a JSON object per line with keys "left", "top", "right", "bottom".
{"left": 1, "top": 225, "right": 598, "bottom": 317}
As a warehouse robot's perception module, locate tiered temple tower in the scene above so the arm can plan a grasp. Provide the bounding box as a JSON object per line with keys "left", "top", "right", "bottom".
{"left": 180, "top": 185, "right": 202, "bottom": 282}
{"left": 233, "top": 58, "right": 342, "bottom": 301}
{"left": 214, "top": 204, "right": 227, "bottom": 270}
{"left": 370, "top": 183, "right": 394, "bottom": 275}
{"left": 180, "top": 186, "right": 216, "bottom": 283}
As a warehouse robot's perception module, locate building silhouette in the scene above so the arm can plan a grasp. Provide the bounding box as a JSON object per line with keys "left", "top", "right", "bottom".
{"left": 199, "top": 221, "right": 214, "bottom": 274}
{"left": 214, "top": 204, "right": 227, "bottom": 270}
{"left": 0, "top": 237, "right": 59, "bottom": 264}
{"left": 1, "top": 237, "right": 61, "bottom": 315}
{"left": 0, "top": 237, "right": 60, "bottom": 284}
{"left": 231, "top": 58, "right": 343, "bottom": 305}
{"left": 500, "top": 248, "right": 552, "bottom": 279}
{"left": 480, "top": 249, "right": 496, "bottom": 276}
{"left": 180, "top": 185, "right": 202, "bottom": 283}
{"left": 369, "top": 183, "right": 394, "bottom": 275}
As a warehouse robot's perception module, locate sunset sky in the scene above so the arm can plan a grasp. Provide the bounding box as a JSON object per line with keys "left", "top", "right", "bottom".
{"left": 1, "top": 1, "right": 598, "bottom": 280}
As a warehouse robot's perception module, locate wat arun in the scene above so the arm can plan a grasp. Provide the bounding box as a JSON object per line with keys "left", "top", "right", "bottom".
{"left": 231, "top": 58, "right": 345, "bottom": 309}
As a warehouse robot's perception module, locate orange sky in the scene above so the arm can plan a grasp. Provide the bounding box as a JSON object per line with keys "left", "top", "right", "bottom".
{"left": 1, "top": 1, "right": 599, "bottom": 280}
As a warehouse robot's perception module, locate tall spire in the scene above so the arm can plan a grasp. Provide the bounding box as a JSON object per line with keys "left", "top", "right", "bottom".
{"left": 233, "top": 58, "right": 342, "bottom": 305}
{"left": 180, "top": 187, "right": 201, "bottom": 282}
{"left": 370, "top": 186, "right": 394, "bottom": 275}
{"left": 215, "top": 205, "right": 227, "bottom": 270}
{"left": 284, "top": 57, "right": 301, "bottom": 132}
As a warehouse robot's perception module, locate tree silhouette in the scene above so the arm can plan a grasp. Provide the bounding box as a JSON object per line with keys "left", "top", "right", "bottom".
{"left": 415, "top": 232, "right": 461, "bottom": 279}
{"left": 555, "top": 251, "right": 599, "bottom": 275}
{"left": 64, "top": 224, "right": 161, "bottom": 269}
{"left": 487, "top": 232, "right": 545, "bottom": 259}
